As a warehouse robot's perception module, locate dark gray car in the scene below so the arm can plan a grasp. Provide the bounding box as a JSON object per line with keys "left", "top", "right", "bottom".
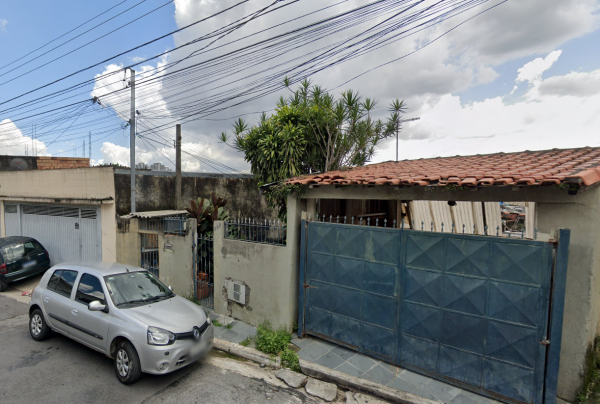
{"left": 0, "top": 236, "right": 50, "bottom": 292}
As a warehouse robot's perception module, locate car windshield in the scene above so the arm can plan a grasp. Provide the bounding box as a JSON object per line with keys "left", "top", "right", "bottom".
{"left": 104, "top": 271, "right": 174, "bottom": 307}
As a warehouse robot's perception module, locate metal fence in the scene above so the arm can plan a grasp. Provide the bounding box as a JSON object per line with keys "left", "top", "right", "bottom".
{"left": 315, "top": 214, "right": 536, "bottom": 239}
{"left": 139, "top": 215, "right": 187, "bottom": 236}
{"left": 225, "top": 218, "right": 287, "bottom": 246}
{"left": 140, "top": 233, "right": 159, "bottom": 276}
{"left": 196, "top": 234, "right": 214, "bottom": 309}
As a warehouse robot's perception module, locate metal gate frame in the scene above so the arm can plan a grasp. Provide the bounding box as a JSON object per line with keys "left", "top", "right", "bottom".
{"left": 298, "top": 220, "right": 569, "bottom": 404}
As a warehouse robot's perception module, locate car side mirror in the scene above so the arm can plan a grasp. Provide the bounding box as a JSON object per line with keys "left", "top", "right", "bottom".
{"left": 89, "top": 300, "right": 107, "bottom": 313}
{"left": 168, "top": 286, "right": 173, "bottom": 292}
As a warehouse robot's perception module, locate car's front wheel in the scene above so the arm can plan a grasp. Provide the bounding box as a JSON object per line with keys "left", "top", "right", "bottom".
{"left": 114, "top": 340, "right": 142, "bottom": 384}
{"left": 29, "top": 309, "right": 51, "bottom": 341}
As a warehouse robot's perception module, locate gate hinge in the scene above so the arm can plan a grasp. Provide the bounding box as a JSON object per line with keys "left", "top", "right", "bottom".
{"left": 547, "top": 239, "right": 558, "bottom": 248}
{"left": 303, "top": 284, "right": 316, "bottom": 289}
{"left": 540, "top": 339, "right": 550, "bottom": 346}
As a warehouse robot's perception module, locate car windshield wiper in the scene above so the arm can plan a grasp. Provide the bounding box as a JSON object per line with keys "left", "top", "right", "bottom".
{"left": 116, "top": 299, "right": 147, "bottom": 307}
{"left": 117, "top": 293, "right": 174, "bottom": 307}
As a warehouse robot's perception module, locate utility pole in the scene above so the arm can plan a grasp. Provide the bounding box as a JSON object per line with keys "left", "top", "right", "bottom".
{"left": 175, "top": 124, "right": 182, "bottom": 210}
{"left": 83, "top": 140, "right": 86, "bottom": 158}
{"left": 395, "top": 117, "right": 420, "bottom": 162}
{"left": 129, "top": 69, "right": 136, "bottom": 213}
{"left": 89, "top": 131, "right": 92, "bottom": 165}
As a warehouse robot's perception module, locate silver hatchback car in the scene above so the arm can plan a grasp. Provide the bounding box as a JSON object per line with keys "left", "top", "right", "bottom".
{"left": 28, "top": 262, "right": 214, "bottom": 384}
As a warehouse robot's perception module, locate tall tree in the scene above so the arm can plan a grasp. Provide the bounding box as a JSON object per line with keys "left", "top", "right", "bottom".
{"left": 220, "top": 79, "right": 406, "bottom": 218}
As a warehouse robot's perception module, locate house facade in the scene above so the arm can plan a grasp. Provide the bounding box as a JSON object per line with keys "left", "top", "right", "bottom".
{"left": 281, "top": 147, "right": 600, "bottom": 403}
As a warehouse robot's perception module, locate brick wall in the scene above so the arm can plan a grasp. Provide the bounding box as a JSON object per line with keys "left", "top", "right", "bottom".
{"left": 36, "top": 157, "right": 90, "bottom": 170}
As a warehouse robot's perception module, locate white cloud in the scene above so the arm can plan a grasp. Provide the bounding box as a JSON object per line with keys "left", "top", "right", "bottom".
{"left": 516, "top": 51, "right": 563, "bottom": 84}
{"left": 540, "top": 69, "right": 600, "bottom": 97}
{"left": 0, "top": 119, "right": 48, "bottom": 156}
{"left": 373, "top": 56, "right": 600, "bottom": 163}
{"left": 0, "top": 19, "right": 7, "bottom": 32}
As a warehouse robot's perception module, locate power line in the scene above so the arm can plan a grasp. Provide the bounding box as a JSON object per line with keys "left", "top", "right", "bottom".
{"left": 0, "top": 0, "right": 131, "bottom": 72}
{"left": 0, "top": 0, "right": 251, "bottom": 106}
{"left": 0, "top": 0, "right": 172, "bottom": 85}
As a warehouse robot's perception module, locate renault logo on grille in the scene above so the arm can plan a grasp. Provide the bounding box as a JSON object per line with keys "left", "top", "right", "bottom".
{"left": 193, "top": 327, "right": 201, "bottom": 341}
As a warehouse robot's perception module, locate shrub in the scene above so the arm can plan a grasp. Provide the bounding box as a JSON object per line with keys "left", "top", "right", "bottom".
{"left": 281, "top": 348, "right": 301, "bottom": 372}
{"left": 254, "top": 321, "right": 291, "bottom": 355}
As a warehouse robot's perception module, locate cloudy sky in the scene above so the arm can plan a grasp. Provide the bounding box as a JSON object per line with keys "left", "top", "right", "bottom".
{"left": 0, "top": 0, "right": 599, "bottom": 172}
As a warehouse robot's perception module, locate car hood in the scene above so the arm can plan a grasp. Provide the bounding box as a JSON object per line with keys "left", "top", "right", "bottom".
{"left": 124, "top": 296, "right": 207, "bottom": 334}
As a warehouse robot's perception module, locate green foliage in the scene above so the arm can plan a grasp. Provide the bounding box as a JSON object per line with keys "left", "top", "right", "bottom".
{"left": 240, "top": 337, "right": 253, "bottom": 347}
{"left": 212, "top": 320, "right": 223, "bottom": 327}
{"left": 221, "top": 79, "right": 406, "bottom": 218}
{"left": 293, "top": 322, "right": 298, "bottom": 333}
{"left": 186, "top": 192, "right": 229, "bottom": 236}
{"left": 254, "top": 321, "right": 292, "bottom": 355}
{"left": 280, "top": 348, "right": 301, "bottom": 372}
{"left": 225, "top": 323, "right": 233, "bottom": 330}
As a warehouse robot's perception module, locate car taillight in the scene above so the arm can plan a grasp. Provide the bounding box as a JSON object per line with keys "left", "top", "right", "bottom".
{"left": 44, "top": 250, "right": 49, "bottom": 259}
{"left": 0, "top": 263, "right": 6, "bottom": 274}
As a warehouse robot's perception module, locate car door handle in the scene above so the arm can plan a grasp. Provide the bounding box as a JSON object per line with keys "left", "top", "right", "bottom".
{"left": 71, "top": 309, "right": 78, "bottom": 315}
{"left": 43, "top": 297, "right": 49, "bottom": 303}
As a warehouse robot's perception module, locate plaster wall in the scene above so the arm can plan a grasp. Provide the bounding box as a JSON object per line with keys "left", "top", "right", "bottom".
{"left": 116, "top": 219, "right": 141, "bottom": 267}
{"left": 158, "top": 220, "right": 197, "bottom": 297}
{"left": 214, "top": 219, "right": 297, "bottom": 331}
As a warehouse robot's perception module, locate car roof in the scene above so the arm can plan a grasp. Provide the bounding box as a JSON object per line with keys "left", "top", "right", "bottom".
{"left": 0, "top": 236, "right": 37, "bottom": 248}
{"left": 52, "top": 262, "right": 147, "bottom": 276}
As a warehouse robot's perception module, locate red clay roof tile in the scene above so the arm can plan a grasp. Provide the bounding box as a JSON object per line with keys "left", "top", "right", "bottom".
{"left": 287, "top": 147, "right": 600, "bottom": 188}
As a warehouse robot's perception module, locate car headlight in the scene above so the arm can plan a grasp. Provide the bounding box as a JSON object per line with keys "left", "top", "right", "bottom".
{"left": 206, "top": 316, "right": 211, "bottom": 325}
{"left": 147, "top": 326, "right": 175, "bottom": 345}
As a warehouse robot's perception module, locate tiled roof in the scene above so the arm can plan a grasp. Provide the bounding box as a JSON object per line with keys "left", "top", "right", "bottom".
{"left": 288, "top": 147, "right": 600, "bottom": 187}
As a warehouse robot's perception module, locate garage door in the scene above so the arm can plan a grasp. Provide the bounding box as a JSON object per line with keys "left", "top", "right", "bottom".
{"left": 299, "top": 221, "right": 566, "bottom": 404}
{"left": 4, "top": 203, "right": 101, "bottom": 265}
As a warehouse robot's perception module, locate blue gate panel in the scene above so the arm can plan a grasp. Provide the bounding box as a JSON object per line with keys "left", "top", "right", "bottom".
{"left": 302, "top": 222, "right": 554, "bottom": 404}
{"left": 331, "top": 314, "right": 361, "bottom": 346}
{"left": 439, "top": 345, "right": 482, "bottom": 386}
{"left": 446, "top": 237, "right": 490, "bottom": 277}
{"left": 335, "top": 257, "right": 364, "bottom": 289}
{"left": 404, "top": 268, "right": 443, "bottom": 306}
{"left": 330, "top": 285, "right": 362, "bottom": 319}
{"left": 442, "top": 274, "right": 487, "bottom": 316}
{"left": 400, "top": 334, "right": 438, "bottom": 372}
{"left": 401, "top": 302, "right": 441, "bottom": 342}
{"left": 484, "top": 359, "right": 535, "bottom": 403}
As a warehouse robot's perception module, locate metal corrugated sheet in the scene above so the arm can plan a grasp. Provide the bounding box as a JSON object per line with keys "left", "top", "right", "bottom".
{"left": 484, "top": 202, "right": 502, "bottom": 235}
{"left": 9, "top": 204, "right": 101, "bottom": 265}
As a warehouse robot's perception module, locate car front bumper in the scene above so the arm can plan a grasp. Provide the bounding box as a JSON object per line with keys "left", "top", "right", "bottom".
{"left": 138, "top": 323, "right": 214, "bottom": 375}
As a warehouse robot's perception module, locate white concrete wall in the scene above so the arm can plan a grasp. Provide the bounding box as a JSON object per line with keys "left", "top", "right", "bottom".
{"left": 214, "top": 206, "right": 304, "bottom": 331}
{"left": 0, "top": 167, "right": 117, "bottom": 262}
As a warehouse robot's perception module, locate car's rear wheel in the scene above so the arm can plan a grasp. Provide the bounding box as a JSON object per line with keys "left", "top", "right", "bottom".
{"left": 0, "top": 279, "right": 7, "bottom": 292}
{"left": 114, "top": 340, "right": 142, "bottom": 384}
{"left": 29, "top": 309, "right": 50, "bottom": 341}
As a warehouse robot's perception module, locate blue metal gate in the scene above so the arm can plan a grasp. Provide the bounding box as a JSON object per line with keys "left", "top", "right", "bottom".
{"left": 299, "top": 221, "right": 568, "bottom": 404}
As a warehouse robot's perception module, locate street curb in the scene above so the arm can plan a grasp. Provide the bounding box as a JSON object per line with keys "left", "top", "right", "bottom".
{"left": 213, "top": 338, "right": 281, "bottom": 369}
{"left": 299, "top": 360, "right": 442, "bottom": 404}
{"left": 212, "top": 338, "right": 439, "bottom": 404}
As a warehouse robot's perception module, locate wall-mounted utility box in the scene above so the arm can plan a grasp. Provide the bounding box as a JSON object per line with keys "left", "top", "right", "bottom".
{"left": 227, "top": 280, "right": 246, "bottom": 305}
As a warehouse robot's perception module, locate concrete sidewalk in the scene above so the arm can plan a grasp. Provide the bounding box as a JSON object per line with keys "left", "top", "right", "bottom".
{"left": 204, "top": 309, "right": 502, "bottom": 404}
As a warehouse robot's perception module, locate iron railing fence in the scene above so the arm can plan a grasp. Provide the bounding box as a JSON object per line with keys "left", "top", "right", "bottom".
{"left": 225, "top": 218, "right": 286, "bottom": 246}
{"left": 196, "top": 233, "right": 214, "bottom": 309}
{"left": 315, "top": 214, "right": 537, "bottom": 240}
{"left": 140, "top": 233, "right": 159, "bottom": 276}
{"left": 139, "top": 215, "right": 188, "bottom": 236}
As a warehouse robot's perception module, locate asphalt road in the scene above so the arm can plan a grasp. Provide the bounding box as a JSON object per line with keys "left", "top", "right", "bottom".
{"left": 0, "top": 294, "right": 326, "bottom": 404}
